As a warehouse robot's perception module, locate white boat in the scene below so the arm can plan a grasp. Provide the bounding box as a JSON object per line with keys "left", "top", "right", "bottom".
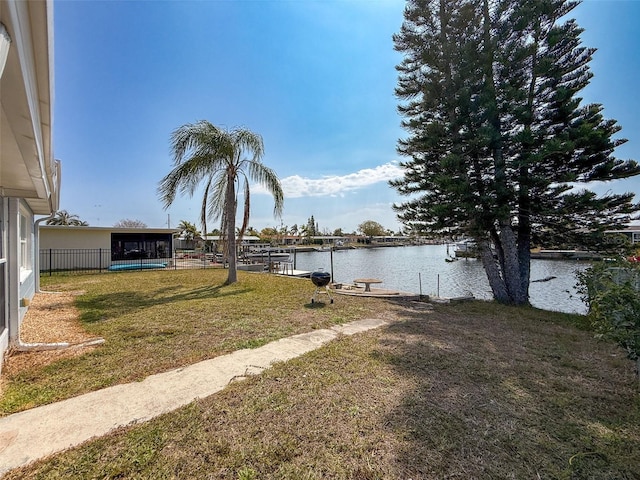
{"left": 453, "top": 240, "right": 477, "bottom": 257}
{"left": 243, "top": 249, "right": 291, "bottom": 261}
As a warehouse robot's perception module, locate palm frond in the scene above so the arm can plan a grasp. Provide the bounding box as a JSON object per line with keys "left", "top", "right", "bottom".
{"left": 238, "top": 177, "right": 251, "bottom": 239}
{"left": 158, "top": 157, "right": 207, "bottom": 208}
{"left": 231, "top": 128, "right": 265, "bottom": 162}
{"left": 200, "top": 179, "right": 212, "bottom": 237}
{"left": 246, "top": 161, "right": 284, "bottom": 218}
{"left": 207, "top": 170, "right": 228, "bottom": 222}
{"left": 170, "top": 120, "right": 226, "bottom": 164}
{"left": 219, "top": 208, "right": 228, "bottom": 257}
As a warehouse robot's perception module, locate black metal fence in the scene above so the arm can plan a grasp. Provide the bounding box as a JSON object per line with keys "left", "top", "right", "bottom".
{"left": 39, "top": 249, "right": 221, "bottom": 275}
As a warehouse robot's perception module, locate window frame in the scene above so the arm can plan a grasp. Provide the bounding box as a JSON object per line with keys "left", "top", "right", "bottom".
{"left": 18, "top": 207, "right": 32, "bottom": 281}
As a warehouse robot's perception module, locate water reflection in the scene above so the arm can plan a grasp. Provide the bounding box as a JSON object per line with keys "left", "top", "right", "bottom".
{"left": 293, "top": 244, "right": 588, "bottom": 314}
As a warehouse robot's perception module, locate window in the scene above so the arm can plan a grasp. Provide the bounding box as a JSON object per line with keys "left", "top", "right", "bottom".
{"left": 19, "top": 212, "right": 30, "bottom": 271}
{"left": 111, "top": 233, "right": 173, "bottom": 260}
{"left": 18, "top": 209, "right": 33, "bottom": 281}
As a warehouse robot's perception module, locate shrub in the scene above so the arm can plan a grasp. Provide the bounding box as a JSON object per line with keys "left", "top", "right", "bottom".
{"left": 577, "top": 260, "right": 640, "bottom": 378}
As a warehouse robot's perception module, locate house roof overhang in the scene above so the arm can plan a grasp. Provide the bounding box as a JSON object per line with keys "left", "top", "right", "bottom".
{"left": 0, "top": 0, "right": 60, "bottom": 214}
{"left": 40, "top": 225, "right": 181, "bottom": 234}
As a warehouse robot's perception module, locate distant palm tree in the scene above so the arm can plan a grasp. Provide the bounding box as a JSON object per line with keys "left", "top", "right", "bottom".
{"left": 178, "top": 220, "right": 201, "bottom": 249}
{"left": 158, "top": 121, "right": 283, "bottom": 284}
{"left": 46, "top": 210, "right": 88, "bottom": 226}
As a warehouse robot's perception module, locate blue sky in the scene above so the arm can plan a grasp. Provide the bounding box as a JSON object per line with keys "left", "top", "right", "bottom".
{"left": 53, "top": 0, "right": 640, "bottom": 234}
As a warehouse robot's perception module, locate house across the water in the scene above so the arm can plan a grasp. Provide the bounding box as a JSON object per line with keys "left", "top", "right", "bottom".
{"left": 607, "top": 225, "right": 640, "bottom": 245}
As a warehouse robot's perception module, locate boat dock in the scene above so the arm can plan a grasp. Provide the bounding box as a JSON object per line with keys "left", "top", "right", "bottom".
{"left": 272, "top": 262, "right": 311, "bottom": 277}
{"left": 333, "top": 286, "right": 419, "bottom": 300}
{"left": 277, "top": 269, "right": 311, "bottom": 278}
{"left": 530, "top": 250, "right": 602, "bottom": 260}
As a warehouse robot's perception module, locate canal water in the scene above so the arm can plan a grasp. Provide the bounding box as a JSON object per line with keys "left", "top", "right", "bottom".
{"left": 292, "top": 244, "right": 589, "bottom": 314}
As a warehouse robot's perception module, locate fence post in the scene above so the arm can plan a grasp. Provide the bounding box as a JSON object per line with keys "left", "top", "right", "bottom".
{"left": 99, "top": 248, "right": 102, "bottom": 272}
{"left": 49, "top": 249, "right": 52, "bottom": 276}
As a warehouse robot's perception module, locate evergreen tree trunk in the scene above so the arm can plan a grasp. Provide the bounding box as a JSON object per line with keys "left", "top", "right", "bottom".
{"left": 479, "top": 240, "right": 510, "bottom": 303}
{"left": 481, "top": 226, "right": 529, "bottom": 305}
{"left": 499, "top": 223, "right": 528, "bottom": 304}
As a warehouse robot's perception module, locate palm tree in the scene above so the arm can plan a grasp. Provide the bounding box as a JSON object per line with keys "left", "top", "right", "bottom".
{"left": 178, "top": 220, "right": 201, "bottom": 249}
{"left": 46, "top": 210, "right": 88, "bottom": 226}
{"left": 158, "top": 121, "right": 283, "bottom": 284}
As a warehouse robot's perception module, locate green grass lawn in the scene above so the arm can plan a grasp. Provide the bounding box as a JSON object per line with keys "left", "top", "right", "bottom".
{"left": 2, "top": 271, "right": 639, "bottom": 478}
{"left": 1, "top": 269, "right": 395, "bottom": 414}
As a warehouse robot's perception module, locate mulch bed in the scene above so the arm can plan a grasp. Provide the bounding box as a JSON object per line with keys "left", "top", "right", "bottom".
{"left": 2, "top": 291, "right": 98, "bottom": 377}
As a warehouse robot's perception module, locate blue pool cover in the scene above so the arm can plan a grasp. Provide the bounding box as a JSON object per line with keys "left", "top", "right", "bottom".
{"left": 108, "top": 263, "right": 168, "bottom": 271}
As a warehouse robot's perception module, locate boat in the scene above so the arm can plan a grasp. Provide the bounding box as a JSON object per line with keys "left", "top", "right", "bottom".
{"left": 242, "top": 249, "right": 291, "bottom": 261}
{"left": 454, "top": 240, "right": 478, "bottom": 258}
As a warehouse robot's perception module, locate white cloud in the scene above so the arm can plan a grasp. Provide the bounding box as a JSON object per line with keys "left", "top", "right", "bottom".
{"left": 254, "top": 162, "right": 404, "bottom": 198}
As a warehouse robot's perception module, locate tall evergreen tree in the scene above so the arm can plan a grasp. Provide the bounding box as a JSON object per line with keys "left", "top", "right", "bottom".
{"left": 392, "top": 0, "right": 640, "bottom": 305}
{"left": 307, "top": 215, "right": 318, "bottom": 236}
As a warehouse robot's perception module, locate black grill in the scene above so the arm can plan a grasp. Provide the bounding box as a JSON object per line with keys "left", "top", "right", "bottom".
{"left": 311, "top": 271, "right": 331, "bottom": 287}
{"left": 310, "top": 270, "right": 333, "bottom": 304}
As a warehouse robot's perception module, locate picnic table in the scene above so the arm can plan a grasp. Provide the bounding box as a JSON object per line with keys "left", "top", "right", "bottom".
{"left": 354, "top": 278, "right": 382, "bottom": 292}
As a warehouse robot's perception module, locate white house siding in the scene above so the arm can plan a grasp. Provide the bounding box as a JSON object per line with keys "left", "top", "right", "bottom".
{"left": 40, "top": 227, "right": 111, "bottom": 249}
{"left": 0, "top": 196, "right": 37, "bottom": 357}
{"left": 3, "top": 199, "right": 36, "bottom": 349}
{"left": 0, "top": 196, "right": 8, "bottom": 365}
{"left": 39, "top": 227, "right": 111, "bottom": 271}
{"left": 0, "top": 0, "right": 59, "bottom": 373}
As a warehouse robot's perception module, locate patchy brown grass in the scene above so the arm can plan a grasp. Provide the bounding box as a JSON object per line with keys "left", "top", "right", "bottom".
{"left": 5, "top": 300, "right": 639, "bottom": 479}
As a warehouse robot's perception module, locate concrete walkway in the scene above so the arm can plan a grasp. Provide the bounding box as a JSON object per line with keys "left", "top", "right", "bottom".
{"left": 0, "top": 318, "right": 388, "bottom": 476}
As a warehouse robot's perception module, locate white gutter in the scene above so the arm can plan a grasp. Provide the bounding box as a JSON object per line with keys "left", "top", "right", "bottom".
{"left": 16, "top": 337, "right": 105, "bottom": 352}
{"left": 33, "top": 213, "right": 54, "bottom": 293}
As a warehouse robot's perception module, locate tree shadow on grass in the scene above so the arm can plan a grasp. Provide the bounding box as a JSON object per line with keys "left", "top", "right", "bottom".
{"left": 378, "top": 303, "right": 640, "bottom": 479}
{"left": 76, "top": 283, "right": 251, "bottom": 324}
